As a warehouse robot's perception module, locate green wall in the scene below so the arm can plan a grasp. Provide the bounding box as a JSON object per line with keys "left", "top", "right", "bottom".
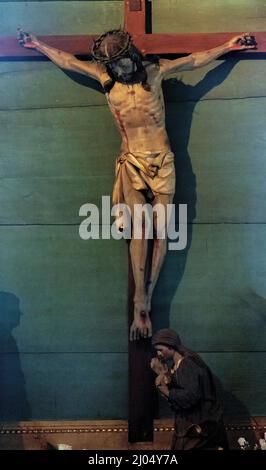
{"left": 0, "top": 1, "right": 265, "bottom": 421}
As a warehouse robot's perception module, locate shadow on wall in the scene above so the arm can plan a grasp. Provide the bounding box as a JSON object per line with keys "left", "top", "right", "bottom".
{"left": 217, "top": 377, "right": 260, "bottom": 449}
{"left": 150, "top": 59, "right": 254, "bottom": 426}
{"left": 0, "top": 292, "right": 31, "bottom": 423}
{"left": 152, "top": 59, "right": 239, "bottom": 332}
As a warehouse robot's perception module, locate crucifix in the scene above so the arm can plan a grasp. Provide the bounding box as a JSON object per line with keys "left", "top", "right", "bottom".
{"left": 1, "top": 0, "right": 264, "bottom": 444}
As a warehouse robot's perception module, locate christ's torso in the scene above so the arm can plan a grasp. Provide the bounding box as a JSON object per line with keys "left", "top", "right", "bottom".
{"left": 102, "top": 64, "right": 171, "bottom": 154}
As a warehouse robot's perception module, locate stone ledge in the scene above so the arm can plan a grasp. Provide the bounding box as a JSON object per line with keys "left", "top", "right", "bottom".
{"left": 0, "top": 418, "right": 265, "bottom": 450}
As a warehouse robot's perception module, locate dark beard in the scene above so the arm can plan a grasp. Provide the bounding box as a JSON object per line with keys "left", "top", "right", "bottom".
{"left": 107, "top": 65, "right": 147, "bottom": 85}
{"left": 116, "top": 74, "right": 136, "bottom": 84}
{"left": 104, "top": 63, "right": 150, "bottom": 93}
{"left": 115, "top": 69, "right": 146, "bottom": 84}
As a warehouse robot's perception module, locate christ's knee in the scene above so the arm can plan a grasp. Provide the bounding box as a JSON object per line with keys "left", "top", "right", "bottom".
{"left": 132, "top": 214, "right": 151, "bottom": 240}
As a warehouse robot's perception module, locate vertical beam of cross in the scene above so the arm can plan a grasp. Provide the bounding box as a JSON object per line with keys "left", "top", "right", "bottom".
{"left": 128, "top": 252, "right": 155, "bottom": 443}
{"left": 124, "top": 0, "right": 146, "bottom": 35}
{"left": 125, "top": 0, "right": 154, "bottom": 445}
{"left": 123, "top": 0, "right": 156, "bottom": 445}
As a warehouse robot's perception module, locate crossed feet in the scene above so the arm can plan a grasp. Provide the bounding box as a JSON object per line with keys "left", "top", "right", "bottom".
{"left": 129, "top": 301, "right": 152, "bottom": 341}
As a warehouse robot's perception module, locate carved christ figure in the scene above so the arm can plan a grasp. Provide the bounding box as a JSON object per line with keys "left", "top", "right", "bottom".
{"left": 18, "top": 29, "right": 255, "bottom": 340}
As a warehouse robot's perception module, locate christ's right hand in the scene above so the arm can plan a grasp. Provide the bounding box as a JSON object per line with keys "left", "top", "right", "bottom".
{"left": 17, "top": 29, "right": 39, "bottom": 48}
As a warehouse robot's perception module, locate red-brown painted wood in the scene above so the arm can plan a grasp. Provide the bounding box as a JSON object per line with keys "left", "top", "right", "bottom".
{"left": 134, "top": 32, "right": 266, "bottom": 55}
{"left": 1, "top": 32, "right": 265, "bottom": 59}
{"left": 124, "top": 0, "right": 146, "bottom": 35}
{"left": 0, "top": 35, "right": 97, "bottom": 59}
{"left": 127, "top": 246, "right": 155, "bottom": 443}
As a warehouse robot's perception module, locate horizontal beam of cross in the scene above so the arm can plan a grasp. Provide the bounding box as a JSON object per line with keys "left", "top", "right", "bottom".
{"left": 1, "top": 33, "right": 266, "bottom": 59}
{"left": 1, "top": 0, "right": 266, "bottom": 59}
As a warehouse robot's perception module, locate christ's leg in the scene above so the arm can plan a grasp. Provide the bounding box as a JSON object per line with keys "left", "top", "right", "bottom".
{"left": 128, "top": 192, "right": 152, "bottom": 341}
{"left": 129, "top": 222, "right": 152, "bottom": 341}
{"left": 122, "top": 172, "right": 152, "bottom": 340}
{"left": 146, "top": 194, "right": 173, "bottom": 313}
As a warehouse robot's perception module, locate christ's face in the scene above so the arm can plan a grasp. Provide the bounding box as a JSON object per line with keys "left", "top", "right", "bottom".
{"left": 110, "top": 58, "right": 137, "bottom": 82}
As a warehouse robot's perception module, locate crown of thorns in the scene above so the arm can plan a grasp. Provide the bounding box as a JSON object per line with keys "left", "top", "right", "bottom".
{"left": 91, "top": 29, "right": 133, "bottom": 63}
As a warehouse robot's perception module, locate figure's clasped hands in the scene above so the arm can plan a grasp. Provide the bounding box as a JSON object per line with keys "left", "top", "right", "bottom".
{"left": 150, "top": 357, "right": 168, "bottom": 375}
{"left": 227, "top": 33, "right": 257, "bottom": 51}
{"left": 150, "top": 357, "right": 171, "bottom": 395}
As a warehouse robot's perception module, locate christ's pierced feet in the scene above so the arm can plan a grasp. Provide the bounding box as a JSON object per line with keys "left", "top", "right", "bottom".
{"left": 130, "top": 306, "right": 152, "bottom": 341}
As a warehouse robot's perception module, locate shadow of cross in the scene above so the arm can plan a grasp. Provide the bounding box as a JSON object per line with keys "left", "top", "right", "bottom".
{"left": 1, "top": 0, "right": 266, "bottom": 445}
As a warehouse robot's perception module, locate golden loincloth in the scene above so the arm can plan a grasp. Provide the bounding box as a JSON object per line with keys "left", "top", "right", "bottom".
{"left": 112, "top": 150, "right": 176, "bottom": 230}
{"left": 112, "top": 150, "right": 175, "bottom": 202}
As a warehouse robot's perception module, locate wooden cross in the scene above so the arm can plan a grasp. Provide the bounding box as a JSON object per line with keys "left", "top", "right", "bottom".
{"left": 1, "top": 0, "right": 266, "bottom": 59}
{"left": 1, "top": 0, "right": 266, "bottom": 444}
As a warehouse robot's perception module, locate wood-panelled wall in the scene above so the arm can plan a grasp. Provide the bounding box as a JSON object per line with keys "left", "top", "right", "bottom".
{"left": 0, "top": 0, "right": 265, "bottom": 433}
